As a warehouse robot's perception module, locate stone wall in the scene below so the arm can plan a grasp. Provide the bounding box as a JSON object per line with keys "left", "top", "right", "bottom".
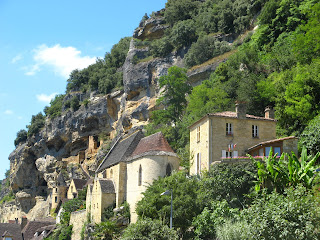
{"left": 70, "top": 209, "right": 86, "bottom": 240}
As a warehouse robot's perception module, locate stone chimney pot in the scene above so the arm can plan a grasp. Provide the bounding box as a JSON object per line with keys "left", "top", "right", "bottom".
{"left": 265, "top": 106, "right": 275, "bottom": 119}
{"left": 235, "top": 101, "right": 247, "bottom": 119}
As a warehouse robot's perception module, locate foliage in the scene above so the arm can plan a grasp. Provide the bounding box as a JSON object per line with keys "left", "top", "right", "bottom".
{"left": 299, "top": 114, "right": 320, "bottom": 155}
{"left": 27, "top": 112, "right": 45, "bottom": 137}
{"left": 240, "top": 186, "right": 320, "bottom": 239}
{"left": 215, "top": 219, "right": 250, "bottom": 240}
{"left": 0, "top": 191, "right": 15, "bottom": 204}
{"left": 198, "top": 162, "right": 256, "bottom": 209}
{"left": 250, "top": 147, "right": 320, "bottom": 193}
{"left": 101, "top": 203, "right": 115, "bottom": 222}
{"left": 164, "top": 0, "right": 200, "bottom": 26}
{"left": 184, "top": 35, "right": 231, "bottom": 68}
{"left": 92, "top": 221, "right": 119, "bottom": 240}
{"left": 193, "top": 200, "right": 240, "bottom": 240}
{"left": 14, "top": 129, "right": 27, "bottom": 146}
{"left": 70, "top": 96, "right": 80, "bottom": 111}
{"left": 77, "top": 186, "right": 87, "bottom": 201}
{"left": 150, "top": 36, "right": 174, "bottom": 58}
{"left": 121, "top": 218, "right": 179, "bottom": 240}
{"left": 45, "top": 224, "right": 73, "bottom": 240}
{"left": 44, "top": 94, "right": 65, "bottom": 119}
{"left": 136, "top": 171, "right": 202, "bottom": 237}
{"left": 169, "top": 19, "right": 197, "bottom": 49}
{"left": 60, "top": 198, "right": 85, "bottom": 225}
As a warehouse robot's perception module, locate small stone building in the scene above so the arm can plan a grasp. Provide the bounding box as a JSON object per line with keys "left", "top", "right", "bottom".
{"left": 87, "top": 130, "right": 180, "bottom": 223}
{"left": 67, "top": 178, "right": 88, "bottom": 199}
{"left": 189, "top": 103, "right": 297, "bottom": 174}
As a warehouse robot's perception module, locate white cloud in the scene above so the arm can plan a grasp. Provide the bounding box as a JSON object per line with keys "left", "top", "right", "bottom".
{"left": 11, "top": 54, "right": 23, "bottom": 63}
{"left": 26, "top": 44, "right": 97, "bottom": 78}
{"left": 36, "top": 93, "right": 57, "bottom": 104}
{"left": 4, "top": 110, "right": 13, "bottom": 115}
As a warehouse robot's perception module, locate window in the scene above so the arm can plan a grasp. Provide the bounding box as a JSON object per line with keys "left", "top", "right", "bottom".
{"left": 55, "top": 196, "right": 58, "bottom": 203}
{"left": 226, "top": 151, "right": 232, "bottom": 158}
{"left": 138, "top": 165, "right": 142, "bottom": 186}
{"left": 166, "top": 163, "right": 172, "bottom": 176}
{"left": 196, "top": 126, "right": 200, "bottom": 142}
{"left": 103, "top": 170, "right": 106, "bottom": 178}
{"left": 55, "top": 188, "right": 58, "bottom": 193}
{"left": 226, "top": 123, "right": 233, "bottom": 135}
{"left": 196, "top": 153, "right": 201, "bottom": 174}
{"left": 110, "top": 169, "right": 113, "bottom": 179}
{"left": 252, "top": 125, "right": 259, "bottom": 138}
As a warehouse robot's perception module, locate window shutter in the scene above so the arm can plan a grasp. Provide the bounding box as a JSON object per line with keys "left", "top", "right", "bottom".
{"left": 222, "top": 150, "right": 226, "bottom": 158}
{"left": 233, "top": 151, "right": 238, "bottom": 158}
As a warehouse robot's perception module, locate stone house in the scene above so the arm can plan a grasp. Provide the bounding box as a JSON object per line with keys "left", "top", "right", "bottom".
{"left": 87, "top": 130, "right": 180, "bottom": 223}
{"left": 67, "top": 178, "right": 88, "bottom": 199}
{"left": 0, "top": 223, "right": 22, "bottom": 240}
{"left": 189, "top": 103, "right": 298, "bottom": 175}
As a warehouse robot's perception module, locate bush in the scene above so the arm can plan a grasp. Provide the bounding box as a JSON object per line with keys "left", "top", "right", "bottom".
{"left": 121, "top": 218, "right": 179, "bottom": 240}
{"left": 164, "top": 0, "right": 200, "bottom": 26}
{"left": 184, "top": 35, "right": 231, "bottom": 68}
{"left": 299, "top": 114, "right": 320, "bottom": 155}
{"left": 27, "top": 112, "right": 45, "bottom": 137}
{"left": 169, "top": 19, "right": 198, "bottom": 49}
{"left": 44, "top": 94, "right": 65, "bottom": 119}
{"left": 240, "top": 186, "right": 320, "bottom": 239}
{"left": 14, "top": 129, "right": 27, "bottom": 146}
{"left": 70, "top": 96, "right": 80, "bottom": 111}
{"left": 150, "top": 36, "right": 174, "bottom": 58}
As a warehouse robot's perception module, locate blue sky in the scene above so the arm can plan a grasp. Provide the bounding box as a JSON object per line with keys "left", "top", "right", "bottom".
{"left": 0, "top": 0, "right": 167, "bottom": 179}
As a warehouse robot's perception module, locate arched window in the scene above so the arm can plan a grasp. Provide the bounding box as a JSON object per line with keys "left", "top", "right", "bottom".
{"left": 166, "top": 163, "right": 172, "bottom": 176}
{"left": 110, "top": 169, "right": 113, "bottom": 179}
{"left": 138, "top": 165, "right": 142, "bottom": 186}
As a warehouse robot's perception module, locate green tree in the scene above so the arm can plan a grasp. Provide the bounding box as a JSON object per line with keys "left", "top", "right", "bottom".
{"left": 135, "top": 171, "right": 202, "bottom": 237}
{"left": 169, "top": 19, "right": 197, "bottom": 49}
{"left": 122, "top": 218, "right": 179, "bottom": 240}
{"left": 299, "top": 114, "right": 320, "bottom": 155}
{"left": 44, "top": 94, "right": 65, "bottom": 119}
{"left": 92, "top": 221, "right": 119, "bottom": 240}
{"left": 14, "top": 129, "right": 27, "bottom": 146}
{"left": 27, "top": 112, "right": 45, "bottom": 137}
{"left": 164, "top": 0, "right": 200, "bottom": 26}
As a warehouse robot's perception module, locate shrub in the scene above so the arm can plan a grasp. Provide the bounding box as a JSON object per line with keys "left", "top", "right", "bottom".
{"left": 150, "top": 36, "right": 174, "bottom": 57}
{"left": 184, "top": 35, "right": 231, "bottom": 68}
{"left": 121, "top": 218, "right": 179, "bottom": 240}
{"left": 70, "top": 96, "right": 80, "bottom": 111}
{"left": 14, "top": 129, "right": 27, "bottom": 146}
{"left": 27, "top": 112, "right": 45, "bottom": 137}
{"left": 44, "top": 94, "right": 65, "bottom": 119}
{"left": 299, "top": 114, "right": 320, "bottom": 155}
{"left": 170, "top": 19, "right": 198, "bottom": 49}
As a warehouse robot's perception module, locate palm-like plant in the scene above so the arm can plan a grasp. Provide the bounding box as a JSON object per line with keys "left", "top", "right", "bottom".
{"left": 249, "top": 147, "right": 320, "bottom": 193}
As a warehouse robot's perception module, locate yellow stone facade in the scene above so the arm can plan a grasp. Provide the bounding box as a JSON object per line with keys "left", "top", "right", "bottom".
{"left": 51, "top": 186, "right": 67, "bottom": 210}
{"left": 190, "top": 111, "right": 277, "bottom": 175}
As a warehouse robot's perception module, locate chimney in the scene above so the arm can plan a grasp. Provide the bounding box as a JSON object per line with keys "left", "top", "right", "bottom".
{"left": 235, "top": 101, "right": 247, "bottom": 119}
{"left": 264, "top": 106, "right": 274, "bottom": 119}
{"left": 21, "top": 216, "right": 28, "bottom": 230}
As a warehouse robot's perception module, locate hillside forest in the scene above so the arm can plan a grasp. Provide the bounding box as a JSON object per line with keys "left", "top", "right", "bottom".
{"left": 6, "top": 0, "right": 320, "bottom": 239}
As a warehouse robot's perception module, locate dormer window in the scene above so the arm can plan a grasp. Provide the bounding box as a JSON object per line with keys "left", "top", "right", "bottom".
{"left": 226, "top": 123, "right": 233, "bottom": 135}
{"left": 252, "top": 125, "right": 259, "bottom": 138}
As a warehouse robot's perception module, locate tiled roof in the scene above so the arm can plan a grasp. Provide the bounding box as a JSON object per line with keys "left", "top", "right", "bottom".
{"left": 22, "top": 219, "right": 55, "bottom": 240}
{"left": 247, "top": 136, "right": 298, "bottom": 151}
{"left": 128, "top": 132, "right": 177, "bottom": 161}
{"left": 72, "top": 179, "right": 88, "bottom": 190}
{"left": 96, "top": 131, "right": 144, "bottom": 172}
{"left": 0, "top": 223, "right": 22, "bottom": 240}
{"left": 31, "top": 224, "right": 56, "bottom": 240}
{"left": 99, "top": 179, "right": 115, "bottom": 194}
{"left": 208, "top": 111, "right": 276, "bottom": 121}
{"left": 189, "top": 111, "right": 276, "bottom": 129}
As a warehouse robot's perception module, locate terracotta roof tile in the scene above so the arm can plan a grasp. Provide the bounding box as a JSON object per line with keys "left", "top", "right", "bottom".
{"left": 128, "top": 132, "right": 176, "bottom": 161}
{"left": 208, "top": 111, "right": 276, "bottom": 121}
